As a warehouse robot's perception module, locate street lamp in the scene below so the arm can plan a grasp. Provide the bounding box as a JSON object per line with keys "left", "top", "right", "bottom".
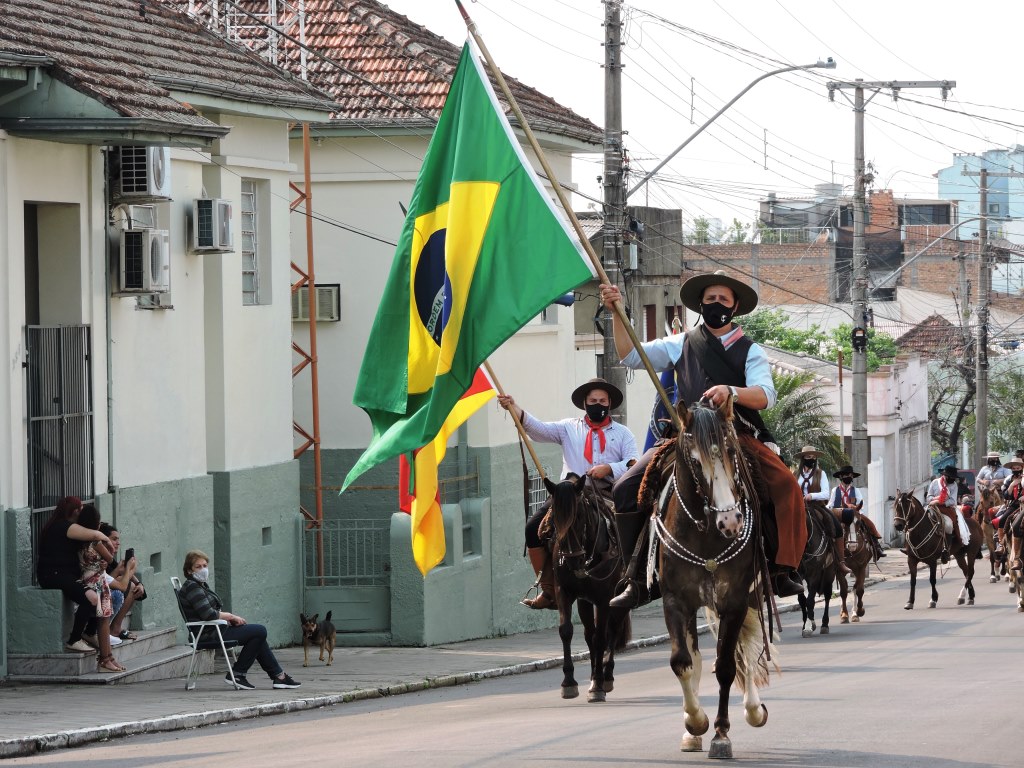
{"left": 625, "top": 58, "right": 837, "bottom": 201}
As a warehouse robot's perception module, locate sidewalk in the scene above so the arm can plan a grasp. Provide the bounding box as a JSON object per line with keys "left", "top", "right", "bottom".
{"left": 0, "top": 554, "right": 912, "bottom": 759}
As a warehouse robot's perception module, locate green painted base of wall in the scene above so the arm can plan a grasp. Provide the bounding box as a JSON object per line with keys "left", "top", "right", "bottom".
{"left": 211, "top": 460, "right": 302, "bottom": 646}
{"left": 306, "top": 443, "right": 565, "bottom": 646}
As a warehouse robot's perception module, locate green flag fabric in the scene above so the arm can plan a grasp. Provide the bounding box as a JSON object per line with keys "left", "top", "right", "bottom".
{"left": 343, "top": 40, "right": 595, "bottom": 490}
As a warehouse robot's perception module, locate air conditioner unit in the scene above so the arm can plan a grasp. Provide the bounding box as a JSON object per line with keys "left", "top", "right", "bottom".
{"left": 291, "top": 284, "right": 340, "bottom": 322}
{"left": 192, "top": 198, "right": 234, "bottom": 252}
{"left": 112, "top": 203, "right": 157, "bottom": 230}
{"left": 119, "top": 229, "right": 170, "bottom": 294}
{"left": 113, "top": 145, "right": 171, "bottom": 200}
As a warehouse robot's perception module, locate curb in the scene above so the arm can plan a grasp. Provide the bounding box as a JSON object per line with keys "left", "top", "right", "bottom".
{"left": 0, "top": 573, "right": 899, "bottom": 759}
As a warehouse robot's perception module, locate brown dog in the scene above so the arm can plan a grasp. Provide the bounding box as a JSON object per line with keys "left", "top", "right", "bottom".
{"left": 300, "top": 611, "right": 336, "bottom": 667}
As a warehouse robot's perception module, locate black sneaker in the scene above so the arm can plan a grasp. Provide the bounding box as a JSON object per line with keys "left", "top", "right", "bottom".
{"left": 227, "top": 673, "right": 255, "bottom": 690}
{"left": 272, "top": 673, "right": 301, "bottom": 689}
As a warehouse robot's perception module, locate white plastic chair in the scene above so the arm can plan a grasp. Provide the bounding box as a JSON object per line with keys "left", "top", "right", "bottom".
{"left": 170, "top": 576, "right": 240, "bottom": 690}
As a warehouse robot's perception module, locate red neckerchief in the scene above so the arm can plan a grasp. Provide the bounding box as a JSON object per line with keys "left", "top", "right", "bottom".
{"left": 840, "top": 483, "right": 856, "bottom": 506}
{"left": 936, "top": 477, "right": 950, "bottom": 506}
{"left": 583, "top": 415, "right": 611, "bottom": 464}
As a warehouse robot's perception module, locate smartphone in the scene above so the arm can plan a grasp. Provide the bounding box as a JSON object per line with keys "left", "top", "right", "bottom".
{"left": 124, "top": 547, "right": 135, "bottom": 564}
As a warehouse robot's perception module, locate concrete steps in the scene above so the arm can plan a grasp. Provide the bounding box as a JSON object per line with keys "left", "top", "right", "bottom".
{"left": 6, "top": 627, "right": 219, "bottom": 685}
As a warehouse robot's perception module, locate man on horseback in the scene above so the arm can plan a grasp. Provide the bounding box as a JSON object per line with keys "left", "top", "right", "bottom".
{"left": 926, "top": 464, "right": 971, "bottom": 564}
{"left": 994, "top": 459, "right": 1024, "bottom": 568}
{"left": 794, "top": 447, "right": 851, "bottom": 575}
{"left": 977, "top": 451, "right": 1009, "bottom": 494}
{"left": 827, "top": 466, "right": 885, "bottom": 561}
{"left": 497, "top": 378, "right": 639, "bottom": 610}
{"left": 600, "top": 272, "right": 808, "bottom": 606}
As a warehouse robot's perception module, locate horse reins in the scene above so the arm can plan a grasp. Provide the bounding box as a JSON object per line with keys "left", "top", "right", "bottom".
{"left": 894, "top": 495, "right": 943, "bottom": 558}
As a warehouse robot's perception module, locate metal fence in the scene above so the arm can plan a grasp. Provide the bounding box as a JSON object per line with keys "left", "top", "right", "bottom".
{"left": 303, "top": 518, "right": 391, "bottom": 587}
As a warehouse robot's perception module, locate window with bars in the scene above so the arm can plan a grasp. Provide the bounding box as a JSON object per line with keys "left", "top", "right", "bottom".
{"left": 241, "top": 179, "right": 259, "bottom": 305}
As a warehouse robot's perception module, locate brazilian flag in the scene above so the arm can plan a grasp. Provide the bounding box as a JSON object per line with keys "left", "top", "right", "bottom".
{"left": 343, "top": 41, "right": 595, "bottom": 491}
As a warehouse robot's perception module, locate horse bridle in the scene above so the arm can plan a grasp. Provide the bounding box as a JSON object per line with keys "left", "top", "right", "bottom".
{"left": 893, "top": 493, "right": 942, "bottom": 557}
{"left": 653, "top": 414, "right": 755, "bottom": 574}
{"left": 553, "top": 484, "right": 617, "bottom": 580}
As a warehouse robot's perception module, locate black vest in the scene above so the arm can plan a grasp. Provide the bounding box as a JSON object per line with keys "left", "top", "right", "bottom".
{"left": 673, "top": 325, "right": 775, "bottom": 443}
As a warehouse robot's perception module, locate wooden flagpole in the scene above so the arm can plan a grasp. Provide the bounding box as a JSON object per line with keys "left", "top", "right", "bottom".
{"left": 483, "top": 361, "right": 546, "bottom": 481}
{"left": 454, "top": 0, "right": 681, "bottom": 432}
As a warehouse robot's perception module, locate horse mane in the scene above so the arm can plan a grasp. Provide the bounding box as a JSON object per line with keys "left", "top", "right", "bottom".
{"left": 549, "top": 474, "right": 583, "bottom": 545}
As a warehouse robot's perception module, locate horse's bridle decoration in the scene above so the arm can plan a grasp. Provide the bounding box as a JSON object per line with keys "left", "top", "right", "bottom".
{"left": 893, "top": 493, "right": 942, "bottom": 557}
{"left": 552, "top": 481, "right": 617, "bottom": 580}
{"left": 653, "top": 401, "right": 755, "bottom": 574}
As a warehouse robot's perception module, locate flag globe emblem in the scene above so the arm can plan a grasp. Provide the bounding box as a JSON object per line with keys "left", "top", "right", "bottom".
{"left": 413, "top": 229, "right": 452, "bottom": 345}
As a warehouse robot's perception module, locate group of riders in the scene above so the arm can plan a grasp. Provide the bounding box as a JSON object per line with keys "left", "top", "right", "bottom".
{"left": 498, "top": 269, "right": 888, "bottom": 613}
{"left": 958, "top": 450, "right": 1024, "bottom": 569}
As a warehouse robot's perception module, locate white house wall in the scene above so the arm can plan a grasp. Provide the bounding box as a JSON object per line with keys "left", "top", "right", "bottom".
{"left": 199, "top": 114, "right": 297, "bottom": 473}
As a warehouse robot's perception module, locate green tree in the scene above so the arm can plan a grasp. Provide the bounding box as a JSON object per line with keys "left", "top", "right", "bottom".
{"left": 690, "top": 216, "right": 710, "bottom": 245}
{"left": 762, "top": 370, "right": 848, "bottom": 471}
{"left": 727, "top": 218, "right": 749, "bottom": 244}
{"left": 742, "top": 308, "right": 897, "bottom": 372}
{"left": 983, "top": 362, "right": 1024, "bottom": 454}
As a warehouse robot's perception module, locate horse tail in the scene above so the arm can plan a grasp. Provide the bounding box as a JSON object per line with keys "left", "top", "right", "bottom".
{"left": 733, "top": 607, "right": 780, "bottom": 693}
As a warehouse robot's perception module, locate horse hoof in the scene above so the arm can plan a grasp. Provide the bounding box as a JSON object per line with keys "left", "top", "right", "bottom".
{"left": 1018, "top": 604, "right": 1024, "bottom": 613}
{"left": 801, "top": 628, "right": 812, "bottom": 638}
{"left": 904, "top": 603, "right": 913, "bottom": 610}
{"left": 928, "top": 601, "right": 937, "bottom": 608}
{"left": 587, "top": 689, "right": 606, "bottom": 703}
{"left": 746, "top": 703, "right": 768, "bottom": 728}
{"left": 680, "top": 734, "right": 703, "bottom": 752}
{"left": 856, "top": 608, "right": 865, "bottom": 617}
{"left": 811, "top": 621, "right": 817, "bottom": 631}
{"left": 561, "top": 685, "right": 579, "bottom": 699}
{"left": 603, "top": 680, "right": 614, "bottom": 693}
{"left": 968, "top": 598, "right": 975, "bottom": 605}
{"left": 820, "top": 625, "right": 830, "bottom": 635}
{"left": 709, "top": 737, "right": 733, "bottom": 760}
{"left": 1011, "top": 585, "right": 1017, "bottom": 594}
{"left": 840, "top": 614, "right": 849, "bottom": 624}
{"left": 851, "top": 615, "right": 860, "bottom": 623}
{"left": 957, "top": 597, "right": 965, "bottom": 605}
{"left": 684, "top": 711, "right": 710, "bottom": 736}
{"left": 990, "top": 576, "right": 998, "bottom": 583}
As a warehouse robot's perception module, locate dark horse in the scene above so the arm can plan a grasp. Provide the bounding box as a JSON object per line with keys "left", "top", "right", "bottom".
{"left": 545, "top": 474, "right": 632, "bottom": 703}
{"left": 837, "top": 518, "right": 873, "bottom": 624}
{"left": 892, "top": 491, "right": 982, "bottom": 609}
{"left": 650, "top": 398, "right": 773, "bottom": 759}
{"left": 798, "top": 503, "right": 838, "bottom": 637}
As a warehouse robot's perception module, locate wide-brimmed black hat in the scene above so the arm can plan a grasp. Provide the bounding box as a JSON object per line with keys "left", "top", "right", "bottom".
{"left": 571, "top": 378, "right": 623, "bottom": 410}
{"left": 832, "top": 465, "right": 861, "bottom": 478}
{"left": 678, "top": 270, "right": 759, "bottom": 316}
{"left": 941, "top": 465, "right": 959, "bottom": 477}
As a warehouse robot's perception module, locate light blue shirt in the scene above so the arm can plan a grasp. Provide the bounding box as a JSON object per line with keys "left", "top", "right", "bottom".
{"left": 620, "top": 326, "right": 777, "bottom": 408}
{"left": 520, "top": 412, "right": 638, "bottom": 481}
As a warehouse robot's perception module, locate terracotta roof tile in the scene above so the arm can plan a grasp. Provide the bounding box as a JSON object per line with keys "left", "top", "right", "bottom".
{"left": 0, "top": 0, "right": 332, "bottom": 135}
{"left": 169, "top": 0, "right": 602, "bottom": 144}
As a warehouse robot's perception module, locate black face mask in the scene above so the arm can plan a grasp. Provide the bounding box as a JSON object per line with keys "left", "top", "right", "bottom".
{"left": 989, "top": 460, "right": 999, "bottom": 467}
{"left": 585, "top": 403, "right": 609, "bottom": 423}
{"left": 802, "top": 459, "right": 816, "bottom": 468}
{"left": 840, "top": 476, "right": 853, "bottom": 484}
{"left": 700, "top": 301, "right": 735, "bottom": 330}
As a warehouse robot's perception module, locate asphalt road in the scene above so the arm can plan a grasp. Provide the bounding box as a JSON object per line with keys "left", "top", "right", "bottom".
{"left": 8, "top": 571, "right": 1018, "bottom": 767}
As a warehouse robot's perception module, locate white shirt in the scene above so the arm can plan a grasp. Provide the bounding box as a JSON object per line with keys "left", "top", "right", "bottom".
{"left": 521, "top": 412, "right": 639, "bottom": 481}
{"left": 830, "top": 483, "right": 864, "bottom": 509}
{"left": 795, "top": 467, "right": 830, "bottom": 501}
{"left": 926, "top": 477, "right": 956, "bottom": 509}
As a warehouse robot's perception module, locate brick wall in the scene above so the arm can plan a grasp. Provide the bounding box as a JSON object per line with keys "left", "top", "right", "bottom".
{"left": 683, "top": 242, "right": 834, "bottom": 306}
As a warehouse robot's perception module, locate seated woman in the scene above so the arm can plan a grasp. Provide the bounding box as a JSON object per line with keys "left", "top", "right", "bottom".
{"left": 99, "top": 522, "right": 144, "bottom": 641}
{"left": 76, "top": 504, "right": 123, "bottom": 672}
{"left": 36, "top": 496, "right": 113, "bottom": 652}
{"left": 177, "top": 549, "right": 301, "bottom": 691}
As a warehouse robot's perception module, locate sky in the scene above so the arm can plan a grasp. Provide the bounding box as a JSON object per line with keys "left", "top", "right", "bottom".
{"left": 379, "top": 0, "right": 1024, "bottom": 231}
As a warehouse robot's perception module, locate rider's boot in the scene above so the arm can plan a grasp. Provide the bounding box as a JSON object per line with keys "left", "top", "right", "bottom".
{"left": 770, "top": 567, "right": 805, "bottom": 597}
{"left": 875, "top": 538, "right": 887, "bottom": 558}
{"left": 521, "top": 546, "right": 556, "bottom": 610}
{"left": 834, "top": 537, "right": 853, "bottom": 575}
{"left": 609, "top": 512, "right": 650, "bottom": 610}
{"left": 939, "top": 532, "right": 950, "bottom": 564}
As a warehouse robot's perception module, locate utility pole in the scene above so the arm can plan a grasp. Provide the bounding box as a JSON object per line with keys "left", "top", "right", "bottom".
{"left": 602, "top": 0, "right": 627, "bottom": 419}
{"left": 962, "top": 164, "right": 1024, "bottom": 467}
{"left": 827, "top": 78, "right": 954, "bottom": 477}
